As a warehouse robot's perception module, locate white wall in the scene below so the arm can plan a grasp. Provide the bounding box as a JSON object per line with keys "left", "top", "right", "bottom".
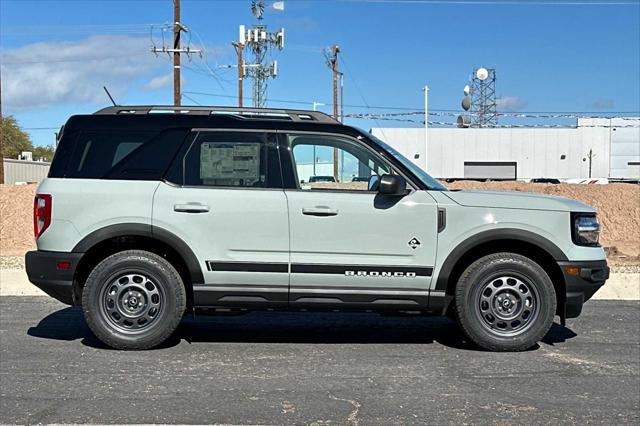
{"left": 3, "top": 159, "right": 51, "bottom": 184}
{"left": 579, "top": 118, "right": 640, "bottom": 179}
{"left": 371, "top": 124, "right": 615, "bottom": 180}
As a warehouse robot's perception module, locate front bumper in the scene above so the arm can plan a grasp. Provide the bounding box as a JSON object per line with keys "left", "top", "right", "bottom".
{"left": 558, "top": 259, "right": 609, "bottom": 319}
{"left": 25, "top": 250, "right": 83, "bottom": 305}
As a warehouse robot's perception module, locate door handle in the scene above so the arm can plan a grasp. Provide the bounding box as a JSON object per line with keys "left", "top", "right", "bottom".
{"left": 174, "top": 203, "right": 210, "bottom": 213}
{"left": 302, "top": 207, "right": 339, "bottom": 217}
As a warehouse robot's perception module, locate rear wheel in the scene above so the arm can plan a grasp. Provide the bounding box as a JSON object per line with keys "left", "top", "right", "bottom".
{"left": 82, "top": 250, "right": 186, "bottom": 350}
{"left": 454, "top": 252, "right": 556, "bottom": 351}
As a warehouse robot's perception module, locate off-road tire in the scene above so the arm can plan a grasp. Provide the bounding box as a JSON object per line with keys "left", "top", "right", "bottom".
{"left": 82, "top": 250, "right": 186, "bottom": 350}
{"left": 454, "top": 252, "right": 556, "bottom": 352}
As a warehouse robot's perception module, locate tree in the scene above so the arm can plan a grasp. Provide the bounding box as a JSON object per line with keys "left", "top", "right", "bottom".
{"left": 1, "top": 115, "right": 32, "bottom": 159}
{"left": 33, "top": 145, "right": 56, "bottom": 162}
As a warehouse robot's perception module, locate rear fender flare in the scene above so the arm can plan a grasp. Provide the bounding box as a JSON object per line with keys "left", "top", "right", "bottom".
{"left": 72, "top": 223, "right": 204, "bottom": 284}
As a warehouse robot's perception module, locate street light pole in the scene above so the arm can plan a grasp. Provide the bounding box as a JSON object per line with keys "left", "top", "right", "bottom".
{"left": 423, "top": 85, "right": 429, "bottom": 171}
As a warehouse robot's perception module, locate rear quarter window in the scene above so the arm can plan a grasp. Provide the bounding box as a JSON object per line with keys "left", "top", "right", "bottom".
{"left": 62, "top": 129, "right": 188, "bottom": 180}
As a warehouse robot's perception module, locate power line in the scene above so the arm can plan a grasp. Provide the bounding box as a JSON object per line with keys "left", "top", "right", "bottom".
{"left": 182, "top": 90, "right": 640, "bottom": 116}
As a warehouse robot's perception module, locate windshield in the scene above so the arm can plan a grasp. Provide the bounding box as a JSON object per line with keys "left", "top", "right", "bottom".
{"left": 368, "top": 134, "right": 447, "bottom": 191}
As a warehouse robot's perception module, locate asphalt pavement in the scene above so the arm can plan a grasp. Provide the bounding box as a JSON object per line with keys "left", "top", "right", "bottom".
{"left": 0, "top": 297, "right": 638, "bottom": 425}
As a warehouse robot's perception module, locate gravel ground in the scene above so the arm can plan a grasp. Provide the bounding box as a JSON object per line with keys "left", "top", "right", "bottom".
{"left": 0, "top": 256, "right": 25, "bottom": 270}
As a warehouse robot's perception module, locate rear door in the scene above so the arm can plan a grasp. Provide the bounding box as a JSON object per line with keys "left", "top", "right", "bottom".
{"left": 152, "top": 129, "right": 289, "bottom": 307}
{"left": 280, "top": 132, "right": 439, "bottom": 309}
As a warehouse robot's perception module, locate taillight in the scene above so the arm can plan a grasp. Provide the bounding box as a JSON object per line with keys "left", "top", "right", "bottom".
{"left": 33, "top": 194, "right": 52, "bottom": 239}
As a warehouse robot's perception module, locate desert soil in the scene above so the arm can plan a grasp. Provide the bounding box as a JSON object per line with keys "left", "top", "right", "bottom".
{"left": 1, "top": 182, "right": 638, "bottom": 264}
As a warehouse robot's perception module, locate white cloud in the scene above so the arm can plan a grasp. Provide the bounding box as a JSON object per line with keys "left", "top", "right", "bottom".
{"left": 1, "top": 35, "right": 164, "bottom": 110}
{"left": 591, "top": 98, "right": 615, "bottom": 110}
{"left": 496, "top": 96, "right": 528, "bottom": 112}
{"left": 144, "top": 73, "right": 187, "bottom": 91}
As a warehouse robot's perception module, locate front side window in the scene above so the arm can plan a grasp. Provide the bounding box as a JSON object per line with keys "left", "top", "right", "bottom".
{"left": 368, "top": 134, "right": 447, "bottom": 191}
{"left": 287, "top": 134, "right": 391, "bottom": 191}
{"left": 182, "top": 131, "right": 281, "bottom": 188}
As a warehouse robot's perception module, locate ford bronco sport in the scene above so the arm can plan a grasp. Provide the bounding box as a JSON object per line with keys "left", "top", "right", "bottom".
{"left": 26, "top": 106, "right": 609, "bottom": 351}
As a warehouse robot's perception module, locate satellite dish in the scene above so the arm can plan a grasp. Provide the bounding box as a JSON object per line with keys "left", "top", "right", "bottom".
{"left": 457, "top": 114, "right": 471, "bottom": 128}
{"left": 476, "top": 67, "right": 489, "bottom": 81}
{"left": 463, "top": 85, "right": 470, "bottom": 96}
{"left": 461, "top": 96, "right": 471, "bottom": 111}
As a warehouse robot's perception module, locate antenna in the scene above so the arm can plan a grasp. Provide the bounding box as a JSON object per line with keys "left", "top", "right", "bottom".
{"left": 464, "top": 67, "right": 497, "bottom": 127}
{"left": 103, "top": 86, "right": 117, "bottom": 106}
{"left": 238, "top": 1, "right": 285, "bottom": 107}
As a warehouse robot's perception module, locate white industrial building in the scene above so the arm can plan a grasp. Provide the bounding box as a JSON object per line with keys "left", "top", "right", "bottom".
{"left": 2, "top": 158, "right": 51, "bottom": 184}
{"left": 371, "top": 117, "right": 640, "bottom": 182}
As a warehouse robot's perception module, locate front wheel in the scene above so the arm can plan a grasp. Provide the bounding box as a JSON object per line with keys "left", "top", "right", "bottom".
{"left": 454, "top": 252, "right": 556, "bottom": 352}
{"left": 82, "top": 250, "right": 186, "bottom": 350}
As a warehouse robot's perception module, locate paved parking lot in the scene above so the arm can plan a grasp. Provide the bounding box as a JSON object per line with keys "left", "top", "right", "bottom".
{"left": 1, "top": 297, "right": 638, "bottom": 425}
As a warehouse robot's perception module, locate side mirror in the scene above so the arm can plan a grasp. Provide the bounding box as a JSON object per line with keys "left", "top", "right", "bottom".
{"left": 378, "top": 174, "right": 407, "bottom": 196}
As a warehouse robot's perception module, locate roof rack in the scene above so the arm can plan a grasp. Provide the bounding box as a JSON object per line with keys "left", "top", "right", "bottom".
{"left": 93, "top": 105, "right": 339, "bottom": 124}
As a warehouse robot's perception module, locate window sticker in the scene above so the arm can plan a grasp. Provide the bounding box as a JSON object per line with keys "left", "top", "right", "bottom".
{"left": 200, "top": 142, "right": 260, "bottom": 185}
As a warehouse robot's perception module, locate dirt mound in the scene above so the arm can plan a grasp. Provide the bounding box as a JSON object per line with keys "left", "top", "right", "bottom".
{"left": 445, "top": 181, "right": 640, "bottom": 264}
{"left": 0, "top": 184, "right": 36, "bottom": 256}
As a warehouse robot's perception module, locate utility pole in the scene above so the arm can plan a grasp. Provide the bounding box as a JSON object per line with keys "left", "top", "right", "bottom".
{"left": 150, "top": 0, "right": 200, "bottom": 106}
{"left": 233, "top": 42, "right": 245, "bottom": 107}
{"left": 173, "top": 0, "right": 181, "bottom": 106}
{"left": 325, "top": 45, "right": 341, "bottom": 179}
{"left": 340, "top": 73, "right": 344, "bottom": 122}
{"left": 328, "top": 45, "right": 340, "bottom": 120}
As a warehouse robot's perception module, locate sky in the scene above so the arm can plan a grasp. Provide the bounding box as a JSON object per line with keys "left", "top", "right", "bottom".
{"left": 1, "top": 0, "right": 639, "bottom": 148}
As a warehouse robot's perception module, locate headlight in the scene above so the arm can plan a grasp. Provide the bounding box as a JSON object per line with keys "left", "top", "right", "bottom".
{"left": 572, "top": 214, "right": 600, "bottom": 246}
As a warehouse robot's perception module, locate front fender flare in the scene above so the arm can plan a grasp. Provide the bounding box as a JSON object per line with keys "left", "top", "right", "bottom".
{"left": 433, "top": 228, "right": 567, "bottom": 292}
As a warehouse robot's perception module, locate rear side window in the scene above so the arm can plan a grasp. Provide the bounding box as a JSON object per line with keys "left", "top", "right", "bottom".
{"left": 64, "top": 129, "right": 188, "bottom": 180}
{"left": 172, "top": 131, "right": 282, "bottom": 188}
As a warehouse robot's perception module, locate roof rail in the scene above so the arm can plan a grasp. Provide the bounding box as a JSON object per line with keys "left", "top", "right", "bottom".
{"left": 93, "top": 105, "right": 339, "bottom": 123}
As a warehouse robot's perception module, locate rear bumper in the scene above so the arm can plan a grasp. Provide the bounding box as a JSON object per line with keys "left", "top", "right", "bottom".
{"left": 558, "top": 259, "right": 609, "bottom": 319}
{"left": 25, "top": 250, "right": 83, "bottom": 305}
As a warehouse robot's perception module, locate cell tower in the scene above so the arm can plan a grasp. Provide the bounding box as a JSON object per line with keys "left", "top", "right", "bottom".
{"left": 238, "top": 0, "right": 285, "bottom": 108}
{"left": 469, "top": 67, "right": 498, "bottom": 127}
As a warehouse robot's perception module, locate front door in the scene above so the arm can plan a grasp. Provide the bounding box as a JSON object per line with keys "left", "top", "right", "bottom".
{"left": 152, "top": 130, "right": 289, "bottom": 307}
{"left": 281, "top": 132, "right": 439, "bottom": 309}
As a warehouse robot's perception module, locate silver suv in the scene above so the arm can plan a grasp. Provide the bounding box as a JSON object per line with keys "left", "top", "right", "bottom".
{"left": 26, "top": 106, "right": 609, "bottom": 351}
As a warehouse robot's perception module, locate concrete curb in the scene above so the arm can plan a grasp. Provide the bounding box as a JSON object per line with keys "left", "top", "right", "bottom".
{"left": 1, "top": 268, "right": 638, "bottom": 300}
